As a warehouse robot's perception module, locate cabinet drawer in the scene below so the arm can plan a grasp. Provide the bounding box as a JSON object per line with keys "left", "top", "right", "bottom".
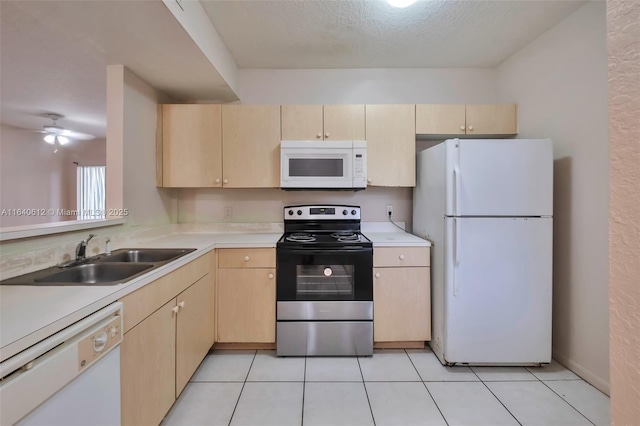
{"left": 120, "top": 255, "right": 209, "bottom": 333}
{"left": 373, "top": 247, "right": 430, "bottom": 267}
{"left": 218, "top": 248, "right": 275, "bottom": 268}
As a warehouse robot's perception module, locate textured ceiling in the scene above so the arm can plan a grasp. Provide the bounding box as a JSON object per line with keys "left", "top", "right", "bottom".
{"left": 201, "top": 0, "right": 587, "bottom": 68}
{"left": 0, "top": 1, "right": 235, "bottom": 138}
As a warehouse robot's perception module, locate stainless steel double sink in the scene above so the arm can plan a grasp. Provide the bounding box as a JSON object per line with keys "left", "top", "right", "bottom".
{"left": 1, "top": 248, "right": 196, "bottom": 286}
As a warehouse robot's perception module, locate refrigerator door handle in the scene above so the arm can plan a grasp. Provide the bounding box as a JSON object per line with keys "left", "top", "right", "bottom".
{"left": 453, "top": 218, "right": 460, "bottom": 296}
{"left": 453, "top": 166, "right": 460, "bottom": 216}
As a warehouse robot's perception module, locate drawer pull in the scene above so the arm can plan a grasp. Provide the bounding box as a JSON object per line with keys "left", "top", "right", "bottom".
{"left": 268, "top": 273, "right": 274, "bottom": 279}
{"left": 399, "top": 254, "right": 405, "bottom": 260}
{"left": 375, "top": 272, "right": 381, "bottom": 278}
{"left": 244, "top": 256, "right": 250, "bottom": 262}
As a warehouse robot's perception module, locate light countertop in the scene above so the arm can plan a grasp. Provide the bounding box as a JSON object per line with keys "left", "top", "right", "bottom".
{"left": 0, "top": 226, "right": 429, "bottom": 362}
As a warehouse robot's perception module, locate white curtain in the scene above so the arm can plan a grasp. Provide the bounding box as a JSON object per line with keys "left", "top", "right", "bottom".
{"left": 77, "top": 166, "right": 106, "bottom": 220}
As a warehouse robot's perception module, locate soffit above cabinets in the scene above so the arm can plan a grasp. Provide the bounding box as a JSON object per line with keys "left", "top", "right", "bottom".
{"left": 200, "top": 0, "right": 587, "bottom": 69}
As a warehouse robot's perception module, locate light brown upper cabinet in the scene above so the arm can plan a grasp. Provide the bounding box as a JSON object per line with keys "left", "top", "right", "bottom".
{"left": 222, "top": 105, "right": 281, "bottom": 188}
{"left": 281, "top": 105, "right": 365, "bottom": 140}
{"left": 160, "top": 104, "right": 222, "bottom": 187}
{"left": 416, "top": 104, "right": 517, "bottom": 136}
{"left": 365, "top": 104, "right": 416, "bottom": 187}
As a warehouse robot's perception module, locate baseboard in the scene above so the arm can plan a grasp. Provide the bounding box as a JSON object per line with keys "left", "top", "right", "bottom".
{"left": 374, "top": 341, "right": 426, "bottom": 349}
{"left": 213, "top": 343, "right": 276, "bottom": 350}
{"left": 552, "top": 351, "right": 610, "bottom": 396}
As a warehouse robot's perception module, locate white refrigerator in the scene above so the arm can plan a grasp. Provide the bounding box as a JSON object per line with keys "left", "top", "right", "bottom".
{"left": 413, "top": 139, "right": 553, "bottom": 365}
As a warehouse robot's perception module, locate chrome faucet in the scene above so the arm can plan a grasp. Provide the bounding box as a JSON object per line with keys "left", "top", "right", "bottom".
{"left": 75, "top": 234, "right": 96, "bottom": 261}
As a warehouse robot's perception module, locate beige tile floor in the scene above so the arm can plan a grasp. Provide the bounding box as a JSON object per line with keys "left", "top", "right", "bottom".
{"left": 163, "top": 349, "right": 609, "bottom": 426}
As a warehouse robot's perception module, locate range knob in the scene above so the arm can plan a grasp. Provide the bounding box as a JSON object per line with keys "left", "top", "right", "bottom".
{"left": 297, "top": 210, "right": 302, "bottom": 216}
{"left": 343, "top": 210, "right": 348, "bottom": 215}
{"left": 351, "top": 210, "right": 357, "bottom": 215}
{"left": 288, "top": 210, "right": 294, "bottom": 216}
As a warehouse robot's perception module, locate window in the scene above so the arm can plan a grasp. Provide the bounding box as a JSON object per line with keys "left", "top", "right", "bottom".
{"left": 77, "top": 166, "right": 106, "bottom": 220}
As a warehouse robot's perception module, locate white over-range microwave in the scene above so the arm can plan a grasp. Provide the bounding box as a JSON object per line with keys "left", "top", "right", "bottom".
{"left": 280, "top": 140, "right": 367, "bottom": 190}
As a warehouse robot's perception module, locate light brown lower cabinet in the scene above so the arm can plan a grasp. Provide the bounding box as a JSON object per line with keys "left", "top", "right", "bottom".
{"left": 120, "top": 260, "right": 214, "bottom": 426}
{"left": 373, "top": 267, "right": 431, "bottom": 342}
{"left": 217, "top": 268, "right": 276, "bottom": 343}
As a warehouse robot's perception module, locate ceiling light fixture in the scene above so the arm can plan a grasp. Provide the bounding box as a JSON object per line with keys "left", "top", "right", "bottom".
{"left": 386, "top": 0, "right": 418, "bottom": 8}
{"left": 43, "top": 133, "right": 70, "bottom": 149}
{"left": 44, "top": 134, "right": 56, "bottom": 144}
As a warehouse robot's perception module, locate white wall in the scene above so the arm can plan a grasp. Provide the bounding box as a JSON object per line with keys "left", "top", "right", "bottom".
{"left": 122, "top": 68, "right": 177, "bottom": 227}
{"left": 497, "top": 1, "right": 609, "bottom": 393}
{"left": 179, "top": 68, "right": 501, "bottom": 228}
{"left": 239, "top": 68, "right": 499, "bottom": 104}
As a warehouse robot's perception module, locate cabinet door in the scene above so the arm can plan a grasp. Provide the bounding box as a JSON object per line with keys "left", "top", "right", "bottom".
{"left": 373, "top": 267, "right": 431, "bottom": 342}
{"left": 281, "top": 105, "right": 323, "bottom": 140}
{"left": 222, "top": 105, "right": 281, "bottom": 188}
{"left": 323, "top": 105, "right": 365, "bottom": 140}
{"left": 217, "top": 268, "right": 276, "bottom": 343}
{"left": 416, "top": 104, "right": 466, "bottom": 135}
{"left": 121, "top": 299, "right": 177, "bottom": 426}
{"left": 465, "top": 104, "right": 517, "bottom": 135}
{"left": 162, "top": 104, "right": 222, "bottom": 187}
{"left": 365, "top": 105, "right": 416, "bottom": 187}
{"left": 176, "top": 275, "right": 214, "bottom": 396}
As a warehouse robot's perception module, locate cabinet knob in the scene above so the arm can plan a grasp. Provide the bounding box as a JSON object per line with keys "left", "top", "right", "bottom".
{"left": 268, "top": 273, "right": 274, "bottom": 279}
{"left": 399, "top": 254, "right": 405, "bottom": 260}
{"left": 223, "top": 178, "right": 229, "bottom": 184}
{"left": 325, "top": 132, "right": 330, "bottom": 138}
{"left": 460, "top": 125, "right": 465, "bottom": 131}
{"left": 316, "top": 133, "right": 322, "bottom": 139}
{"left": 178, "top": 301, "right": 185, "bottom": 309}
{"left": 172, "top": 306, "right": 180, "bottom": 314}
{"left": 375, "top": 272, "right": 381, "bottom": 278}
{"left": 467, "top": 125, "right": 474, "bottom": 131}
{"left": 244, "top": 255, "right": 250, "bottom": 262}
{"left": 215, "top": 178, "right": 221, "bottom": 184}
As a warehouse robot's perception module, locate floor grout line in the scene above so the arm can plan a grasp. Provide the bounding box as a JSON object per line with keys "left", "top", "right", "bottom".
{"left": 357, "top": 356, "right": 377, "bottom": 426}
{"left": 473, "top": 366, "right": 523, "bottom": 426}
{"left": 405, "top": 349, "right": 450, "bottom": 426}
{"left": 226, "top": 350, "right": 257, "bottom": 426}
{"left": 540, "top": 380, "right": 597, "bottom": 426}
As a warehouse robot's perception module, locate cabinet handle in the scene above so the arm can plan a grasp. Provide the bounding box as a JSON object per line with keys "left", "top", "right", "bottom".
{"left": 244, "top": 255, "right": 250, "bottom": 262}
{"left": 325, "top": 132, "right": 330, "bottom": 138}
{"left": 399, "top": 254, "right": 405, "bottom": 260}
{"left": 172, "top": 306, "right": 180, "bottom": 314}
{"left": 375, "top": 272, "right": 381, "bottom": 278}
{"left": 316, "top": 133, "right": 322, "bottom": 139}
{"left": 268, "top": 273, "right": 274, "bottom": 279}
{"left": 223, "top": 178, "right": 229, "bottom": 184}
{"left": 178, "top": 301, "right": 185, "bottom": 309}
{"left": 215, "top": 178, "right": 221, "bottom": 184}
{"left": 467, "top": 125, "right": 474, "bottom": 131}
{"left": 460, "top": 125, "right": 465, "bottom": 131}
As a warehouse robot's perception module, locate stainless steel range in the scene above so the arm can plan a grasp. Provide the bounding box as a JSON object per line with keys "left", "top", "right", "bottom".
{"left": 276, "top": 205, "right": 373, "bottom": 356}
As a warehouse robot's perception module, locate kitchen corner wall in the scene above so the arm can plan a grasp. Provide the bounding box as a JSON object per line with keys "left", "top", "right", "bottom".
{"left": 497, "top": 2, "right": 609, "bottom": 393}
{"left": 608, "top": 0, "right": 640, "bottom": 423}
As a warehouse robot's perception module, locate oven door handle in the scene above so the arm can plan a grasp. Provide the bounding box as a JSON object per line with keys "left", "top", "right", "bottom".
{"left": 280, "top": 247, "right": 372, "bottom": 255}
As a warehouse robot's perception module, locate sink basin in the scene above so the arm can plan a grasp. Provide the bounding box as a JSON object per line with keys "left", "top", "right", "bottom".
{"left": 96, "top": 248, "right": 195, "bottom": 264}
{"left": 34, "top": 263, "right": 154, "bottom": 285}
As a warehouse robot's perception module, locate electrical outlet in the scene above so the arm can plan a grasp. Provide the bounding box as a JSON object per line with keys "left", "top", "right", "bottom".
{"left": 224, "top": 207, "right": 233, "bottom": 220}
{"left": 386, "top": 205, "right": 393, "bottom": 217}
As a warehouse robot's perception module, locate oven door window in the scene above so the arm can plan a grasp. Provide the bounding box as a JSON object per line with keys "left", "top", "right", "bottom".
{"left": 296, "top": 264, "right": 354, "bottom": 300}
{"left": 276, "top": 248, "right": 373, "bottom": 301}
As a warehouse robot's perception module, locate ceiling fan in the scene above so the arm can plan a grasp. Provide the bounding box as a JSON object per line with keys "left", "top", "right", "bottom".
{"left": 39, "top": 114, "right": 95, "bottom": 150}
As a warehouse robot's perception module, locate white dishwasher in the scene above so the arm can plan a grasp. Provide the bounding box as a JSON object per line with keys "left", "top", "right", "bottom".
{"left": 0, "top": 302, "right": 123, "bottom": 425}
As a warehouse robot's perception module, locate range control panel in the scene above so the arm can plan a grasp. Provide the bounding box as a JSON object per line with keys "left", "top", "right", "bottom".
{"left": 284, "top": 205, "right": 361, "bottom": 220}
